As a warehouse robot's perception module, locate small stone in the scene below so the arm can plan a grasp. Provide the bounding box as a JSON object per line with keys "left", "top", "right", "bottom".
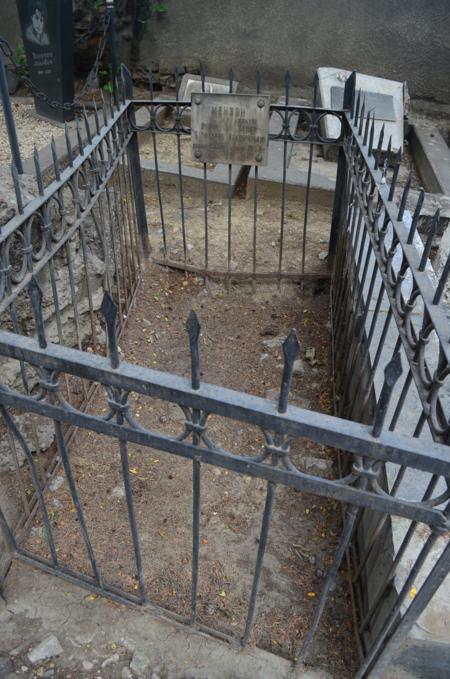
{"left": 49, "top": 475, "right": 64, "bottom": 492}
{"left": 111, "top": 485, "right": 125, "bottom": 499}
{"left": 318, "top": 251, "right": 328, "bottom": 260}
{"left": 121, "top": 669, "right": 132, "bottom": 679}
{"left": 292, "top": 359, "right": 305, "bottom": 375}
{"left": 31, "top": 526, "right": 45, "bottom": 539}
{"left": 205, "top": 603, "right": 216, "bottom": 616}
{"left": 82, "top": 661, "right": 94, "bottom": 671}
{"left": 43, "top": 670, "right": 55, "bottom": 679}
{"left": 27, "top": 635, "right": 63, "bottom": 665}
{"left": 130, "top": 650, "right": 151, "bottom": 678}
{"left": 260, "top": 353, "right": 269, "bottom": 362}
{"left": 101, "top": 655, "right": 119, "bottom": 668}
{"left": 302, "top": 456, "right": 333, "bottom": 476}
{"left": 261, "top": 335, "right": 285, "bottom": 350}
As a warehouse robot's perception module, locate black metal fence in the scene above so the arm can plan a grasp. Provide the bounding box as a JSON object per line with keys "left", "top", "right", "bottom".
{"left": 0, "top": 65, "right": 449, "bottom": 679}
{"left": 130, "top": 67, "right": 344, "bottom": 281}
{"left": 0, "top": 76, "right": 145, "bottom": 536}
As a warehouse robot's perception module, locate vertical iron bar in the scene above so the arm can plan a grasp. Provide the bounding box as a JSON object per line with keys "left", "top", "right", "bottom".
{"left": 0, "top": 51, "right": 23, "bottom": 173}
{"left": 301, "top": 74, "right": 318, "bottom": 273}
{"left": 122, "top": 66, "right": 150, "bottom": 256}
{"left": 174, "top": 67, "right": 187, "bottom": 262}
{"left": 106, "top": 0, "right": 118, "bottom": 106}
{"left": 186, "top": 311, "right": 201, "bottom": 623}
{"left": 278, "top": 71, "right": 291, "bottom": 277}
{"left": 241, "top": 482, "right": 274, "bottom": 646}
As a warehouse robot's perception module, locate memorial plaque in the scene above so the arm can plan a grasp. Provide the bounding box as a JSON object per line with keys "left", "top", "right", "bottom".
{"left": 17, "top": 0, "right": 74, "bottom": 123}
{"left": 191, "top": 93, "right": 270, "bottom": 166}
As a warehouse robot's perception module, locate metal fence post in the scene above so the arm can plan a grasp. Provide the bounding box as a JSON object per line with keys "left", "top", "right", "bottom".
{"left": 0, "top": 51, "right": 23, "bottom": 174}
{"left": 328, "top": 71, "right": 356, "bottom": 262}
{"left": 106, "top": 0, "right": 119, "bottom": 107}
{"left": 122, "top": 64, "right": 150, "bottom": 256}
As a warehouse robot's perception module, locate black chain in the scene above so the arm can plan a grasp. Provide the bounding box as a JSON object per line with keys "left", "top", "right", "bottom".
{"left": 0, "top": 12, "right": 110, "bottom": 110}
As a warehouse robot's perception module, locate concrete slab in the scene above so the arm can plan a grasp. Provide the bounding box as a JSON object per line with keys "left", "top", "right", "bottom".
{"left": 1, "top": 560, "right": 333, "bottom": 679}
{"left": 317, "top": 67, "right": 404, "bottom": 152}
{"left": 179, "top": 74, "right": 238, "bottom": 101}
{"left": 408, "top": 124, "right": 450, "bottom": 195}
{"left": 247, "top": 97, "right": 336, "bottom": 207}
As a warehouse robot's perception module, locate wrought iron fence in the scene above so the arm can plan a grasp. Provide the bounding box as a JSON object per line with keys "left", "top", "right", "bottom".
{"left": 331, "top": 74, "right": 450, "bottom": 678}
{"left": 0, "top": 73, "right": 146, "bottom": 537}
{"left": 129, "top": 67, "right": 345, "bottom": 281}
{"left": 0, "top": 65, "right": 448, "bottom": 679}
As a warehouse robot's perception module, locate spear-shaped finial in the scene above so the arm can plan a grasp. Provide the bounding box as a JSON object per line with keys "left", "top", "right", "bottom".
{"left": 64, "top": 123, "right": 73, "bottom": 167}
{"left": 434, "top": 250, "right": 450, "bottom": 305}
{"left": 200, "top": 63, "right": 206, "bottom": 92}
{"left": 100, "top": 291, "right": 119, "bottom": 368}
{"left": 51, "top": 136, "right": 61, "bottom": 182}
{"left": 284, "top": 70, "right": 291, "bottom": 106}
{"left": 397, "top": 172, "right": 412, "bottom": 221}
{"left": 419, "top": 209, "right": 440, "bottom": 272}
{"left": 372, "top": 351, "right": 402, "bottom": 437}
{"left": 363, "top": 109, "right": 371, "bottom": 146}
{"left": 11, "top": 162, "right": 23, "bottom": 214}
{"left": 186, "top": 310, "right": 201, "bottom": 390}
{"left": 374, "top": 123, "right": 385, "bottom": 170}
{"left": 28, "top": 276, "right": 47, "bottom": 349}
{"left": 388, "top": 148, "right": 402, "bottom": 201}
{"left": 32, "top": 146, "right": 44, "bottom": 195}
{"left": 278, "top": 329, "right": 301, "bottom": 414}
{"left": 255, "top": 68, "right": 261, "bottom": 95}
{"left": 358, "top": 96, "right": 366, "bottom": 136}
{"left": 368, "top": 112, "right": 375, "bottom": 157}
{"left": 100, "top": 90, "right": 108, "bottom": 127}
{"left": 312, "top": 72, "right": 319, "bottom": 108}
{"left": 82, "top": 107, "right": 92, "bottom": 145}
{"left": 93, "top": 99, "right": 101, "bottom": 136}
{"left": 148, "top": 72, "right": 154, "bottom": 100}
{"left": 354, "top": 89, "right": 361, "bottom": 127}
{"left": 406, "top": 188, "right": 425, "bottom": 244}
{"left": 174, "top": 65, "right": 180, "bottom": 101}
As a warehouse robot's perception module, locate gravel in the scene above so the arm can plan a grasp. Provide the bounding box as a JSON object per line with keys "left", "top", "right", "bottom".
{"left": 0, "top": 102, "right": 62, "bottom": 164}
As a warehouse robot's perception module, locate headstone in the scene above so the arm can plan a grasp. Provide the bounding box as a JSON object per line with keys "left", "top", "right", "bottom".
{"left": 191, "top": 93, "right": 270, "bottom": 166}
{"left": 317, "top": 67, "right": 404, "bottom": 152}
{"left": 179, "top": 73, "right": 238, "bottom": 101}
{"left": 17, "top": 0, "right": 74, "bottom": 123}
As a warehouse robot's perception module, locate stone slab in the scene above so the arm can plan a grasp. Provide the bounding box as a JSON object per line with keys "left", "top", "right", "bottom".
{"left": 179, "top": 73, "right": 238, "bottom": 101}
{"left": 409, "top": 124, "right": 450, "bottom": 195}
{"left": 317, "top": 67, "right": 404, "bottom": 152}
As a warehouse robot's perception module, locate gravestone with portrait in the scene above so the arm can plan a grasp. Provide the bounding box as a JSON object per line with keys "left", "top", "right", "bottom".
{"left": 17, "top": 0, "right": 74, "bottom": 123}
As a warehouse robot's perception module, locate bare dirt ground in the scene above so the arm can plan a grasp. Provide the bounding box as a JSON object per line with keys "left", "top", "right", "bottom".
{"left": 19, "top": 258, "right": 356, "bottom": 677}
{"left": 143, "top": 181, "right": 332, "bottom": 276}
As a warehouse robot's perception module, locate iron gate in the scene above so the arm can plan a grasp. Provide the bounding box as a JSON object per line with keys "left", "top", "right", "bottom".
{"left": 0, "top": 67, "right": 448, "bottom": 678}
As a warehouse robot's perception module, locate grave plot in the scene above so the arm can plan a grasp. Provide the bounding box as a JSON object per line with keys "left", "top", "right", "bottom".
{"left": 20, "top": 263, "right": 357, "bottom": 678}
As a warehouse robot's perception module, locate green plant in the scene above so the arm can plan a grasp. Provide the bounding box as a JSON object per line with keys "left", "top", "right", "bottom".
{"left": 14, "top": 43, "right": 28, "bottom": 78}
{"left": 153, "top": 2, "right": 167, "bottom": 15}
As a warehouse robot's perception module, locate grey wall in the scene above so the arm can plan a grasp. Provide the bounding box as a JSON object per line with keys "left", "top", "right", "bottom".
{"left": 1, "top": 0, "right": 450, "bottom": 102}
{"left": 141, "top": 0, "right": 450, "bottom": 102}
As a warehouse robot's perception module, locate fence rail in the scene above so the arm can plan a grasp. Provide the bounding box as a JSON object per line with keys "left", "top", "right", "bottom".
{"left": 0, "top": 65, "right": 449, "bottom": 679}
